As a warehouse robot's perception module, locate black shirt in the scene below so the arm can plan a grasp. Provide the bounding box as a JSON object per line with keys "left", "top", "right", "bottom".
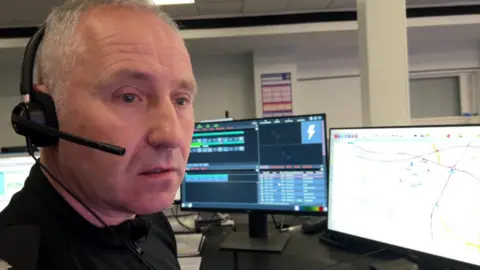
{"left": 0, "top": 163, "right": 180, "bottom": 270}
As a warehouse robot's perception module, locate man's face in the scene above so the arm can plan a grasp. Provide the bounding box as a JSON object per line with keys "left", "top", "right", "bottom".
{"left": 55, "top": 7, "right": 196, "bottom": 215}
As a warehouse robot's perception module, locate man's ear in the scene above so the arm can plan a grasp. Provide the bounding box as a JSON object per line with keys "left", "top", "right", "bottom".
{"left": 33, "top": 84, "right": 48, "bottom": 93}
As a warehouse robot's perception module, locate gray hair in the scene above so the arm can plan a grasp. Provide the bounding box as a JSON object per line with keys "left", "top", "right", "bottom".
{"left": 36, "top": 0, "right": 179, "bottom": 116}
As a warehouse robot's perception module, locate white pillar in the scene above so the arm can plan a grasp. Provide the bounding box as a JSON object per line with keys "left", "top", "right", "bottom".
{"left": 357, "top": 0, "right": 411, "bottom": 126}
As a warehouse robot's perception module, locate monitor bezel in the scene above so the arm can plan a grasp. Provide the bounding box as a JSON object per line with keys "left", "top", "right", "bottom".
{"left": 0, "top": 146, "right": 39, "bottom": 158}
{"left": 327, "top": 123, "right": 480, "bottom": 268}
{"left": 0, "top": 148, "right": 39, "bottom": 171}
{"left": 180, "top": 113, "right": 329, "bottom": 216}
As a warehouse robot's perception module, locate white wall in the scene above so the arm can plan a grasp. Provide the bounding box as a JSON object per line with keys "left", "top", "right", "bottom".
{"left": 292, "top": 41, "right": 480, "bottom": 129}
{"left": 294, "top": 76, "right": 362, "bottom": 132}
{"left": 191, "top": 53, "right": 255, "bottom": 121}
{"left": 0, "top": 53, "right": 255, "bottom": 147}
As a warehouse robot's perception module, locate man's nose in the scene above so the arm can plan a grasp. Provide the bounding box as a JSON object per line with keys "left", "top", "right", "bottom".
{"left": 146, "top": 101, "right": 182, "bottom": 149}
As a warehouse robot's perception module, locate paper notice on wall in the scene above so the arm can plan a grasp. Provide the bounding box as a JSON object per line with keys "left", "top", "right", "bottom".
{"left": 261, "top": 72, "right": 293, "bottom": 117}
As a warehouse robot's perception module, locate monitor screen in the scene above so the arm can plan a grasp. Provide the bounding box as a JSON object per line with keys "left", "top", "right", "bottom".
{"left": 0, "top": 152, "right": 37, "bottom": 212}
{"left": 328, "top": 125, "right": 480, "bottom": 267}
{"left": 181, "top": 114, "right": 328, "bottom": 214}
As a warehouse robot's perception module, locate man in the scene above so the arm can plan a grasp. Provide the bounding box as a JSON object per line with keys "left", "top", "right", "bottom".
{"left": 0, "top": 0, "right": 196, "bottom": 269}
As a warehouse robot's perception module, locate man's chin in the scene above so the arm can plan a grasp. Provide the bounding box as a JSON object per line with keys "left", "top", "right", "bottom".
{"left": 127, "top": 197, "right": 174, "bottom": 216}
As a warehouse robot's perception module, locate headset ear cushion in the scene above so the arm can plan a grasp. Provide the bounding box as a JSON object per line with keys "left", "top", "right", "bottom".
{"left": 11, "top": 102, "right": 31, "bottom": 137}
{"left": 10, "top": 91, "right": 60, "bottom": 147}
{"left": 34, "top": 91, "right": 59, "bottom": 130}
{"left": 11, "top": 100, "right": 56, "bottom": 147}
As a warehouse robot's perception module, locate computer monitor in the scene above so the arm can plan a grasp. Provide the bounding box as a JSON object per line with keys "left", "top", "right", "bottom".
{"left": 0, "top": 151, "right": 38, "bottom": 212}
{"left": 181, "top": 114, "right": 328, "bottom": 252}
{"left": 328, "top": 125, "right": 480, "bottom": 267}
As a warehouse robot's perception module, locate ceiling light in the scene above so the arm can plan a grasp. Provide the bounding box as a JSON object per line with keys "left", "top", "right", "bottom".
{"left": 153, "top": 0, "right": 195, "bottom": 5}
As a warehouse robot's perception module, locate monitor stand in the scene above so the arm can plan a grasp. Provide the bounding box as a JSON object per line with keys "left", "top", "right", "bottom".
{"left": 220, "top": 212, "right": 290, "bottom": 253}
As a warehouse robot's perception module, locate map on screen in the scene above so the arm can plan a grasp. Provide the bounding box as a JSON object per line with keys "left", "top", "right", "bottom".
{"left": 328, "top": 126, "right": 480, "bottom": 267}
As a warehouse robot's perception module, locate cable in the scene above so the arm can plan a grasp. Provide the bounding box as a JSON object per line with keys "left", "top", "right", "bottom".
{"left": 271, "top": 215, "right": 289, "bottom": 232}
{"left": 271, "top": 215, "right": 279, "bottom": 228}
{"left": 170, "top": 205, "right": 223, "bottom": 235}
{"left": 280, "top": 216, "right": 285, "bottom": 231}
{"left": 199, "top": 212, "right": 219, "bottom": 234}
{"left": 171, "top": 205, "right": 196, "bottom": 232}
{"left": 318, "top": 248, "right": 387, "bottom": 269}
{"left": 26, "top": 138, "right": 155, "bottom": 270}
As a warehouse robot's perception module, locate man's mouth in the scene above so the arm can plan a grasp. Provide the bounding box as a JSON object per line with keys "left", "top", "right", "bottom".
{"left": 140, "top": 168, "right": 174, "bottom": 176}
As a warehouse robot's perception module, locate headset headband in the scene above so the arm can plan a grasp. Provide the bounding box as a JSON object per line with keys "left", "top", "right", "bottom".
{"left": 20, "top": 24, "right": 46, "bottom": 97}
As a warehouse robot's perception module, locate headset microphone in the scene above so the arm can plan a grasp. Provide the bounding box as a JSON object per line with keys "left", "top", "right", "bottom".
{"left": 11, "top": 114, "right": 125, "bottom": 156}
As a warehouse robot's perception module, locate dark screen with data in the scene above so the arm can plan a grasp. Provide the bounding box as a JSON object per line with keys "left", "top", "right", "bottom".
{"left": 181, "top": 114, "right": 328, "bottom": 213}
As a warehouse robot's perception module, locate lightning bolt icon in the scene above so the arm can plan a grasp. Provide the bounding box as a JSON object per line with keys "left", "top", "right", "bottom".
{"left": 307, "top": 124, "right": 316, "bottom": 140}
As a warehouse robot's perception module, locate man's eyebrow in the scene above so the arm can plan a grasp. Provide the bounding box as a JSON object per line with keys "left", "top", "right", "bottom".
{"left": 178, "top": 78, "right": 197, "bottom": 94}
{"left": 119, "top": 69, "right": 154, "bottom": 82}
{"left": 97, "top": 68, "right": 152, "bottom": 86}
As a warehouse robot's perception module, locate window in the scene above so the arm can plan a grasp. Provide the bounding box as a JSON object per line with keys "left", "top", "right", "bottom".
{"left": 409, "top": 76, "right": 461, "bottom": 119}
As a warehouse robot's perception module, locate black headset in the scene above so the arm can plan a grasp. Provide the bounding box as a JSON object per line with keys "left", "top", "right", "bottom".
{"left": 10, "top": 24, "right": 60, "bottom": 148}
{"left": 10, "top": 23, "right": 125, "bottom": 155}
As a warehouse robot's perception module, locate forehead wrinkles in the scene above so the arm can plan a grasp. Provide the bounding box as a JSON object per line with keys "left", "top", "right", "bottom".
{"left": 82, "top": 19, "right": 183, "bottom": 66}
{"left": 72, "top": 7, "right": 192, "bottom": 86}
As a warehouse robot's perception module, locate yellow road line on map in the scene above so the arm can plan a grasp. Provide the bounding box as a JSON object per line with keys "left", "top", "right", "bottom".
{"left": 432, "top": 144, "right": 442, "bottom": 165}
{"left": 439, "top": 215, "right": 480, "bottom": 251}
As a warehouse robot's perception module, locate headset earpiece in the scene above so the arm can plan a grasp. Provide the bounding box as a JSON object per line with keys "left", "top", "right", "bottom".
{"left": 11, "top": 92, "right": 59, "bottom": 147}
{"left": 11, "top": 24, "right": 60, "bottom": 148}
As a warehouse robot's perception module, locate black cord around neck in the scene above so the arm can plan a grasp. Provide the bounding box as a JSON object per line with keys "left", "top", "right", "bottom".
{"left": 26, "top": 137, "right": 155, "bottom": 270}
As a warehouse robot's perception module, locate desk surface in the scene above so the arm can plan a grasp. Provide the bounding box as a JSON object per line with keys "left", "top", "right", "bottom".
{"left": 199, "top": 224, "right": 393, "bottom": 270}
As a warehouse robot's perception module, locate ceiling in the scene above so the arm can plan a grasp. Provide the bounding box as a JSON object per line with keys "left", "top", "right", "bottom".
{"left": 0, "top": 0, "right": 479, "bottom": 27}
{"left": 163, "top": 0, "right": 480, "bottom": 19}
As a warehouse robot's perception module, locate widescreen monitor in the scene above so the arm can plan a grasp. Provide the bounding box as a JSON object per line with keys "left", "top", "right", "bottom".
{"left": 181, "top": 114, "right": 328, "bottom": 252}
{"left": 328, "top": 125, "right": 480, "bottom": 267}
{"left": 0, "top": 151, "right": 38, "bottom": 212}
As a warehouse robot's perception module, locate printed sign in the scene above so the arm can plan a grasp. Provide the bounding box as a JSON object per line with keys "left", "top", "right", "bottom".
{"left": 261, "top": 72, "right": 293, "bottom": 117}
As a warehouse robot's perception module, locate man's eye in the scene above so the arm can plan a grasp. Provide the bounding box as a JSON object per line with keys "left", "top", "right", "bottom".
{"left": 176, "top": 97, "right": 190, "bottom": 106}
{"left": 122, "top": 94, "right": 138, "bottom": 103}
